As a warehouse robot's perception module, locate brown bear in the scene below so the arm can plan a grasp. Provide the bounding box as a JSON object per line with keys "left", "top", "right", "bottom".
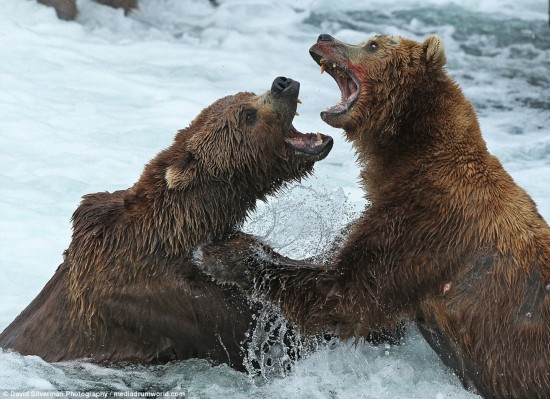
{"left": 36, "top": 0, "right": 218, "bottom": 21}
{"left": 198, "top": 35, "right": 550, "bottom": 398}
{"left": 0, "top": 77, "right": 333, "bottom": 371}
{"left": 37, "top": 0, "right": 137, "bottom": 20}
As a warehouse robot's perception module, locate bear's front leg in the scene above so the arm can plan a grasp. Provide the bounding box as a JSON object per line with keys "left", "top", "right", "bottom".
{"left": 198, "top": 232, "right": 324, "bottom": 290}
{"left": 196, "top": 232, "right": 269, "bottom": 290}
{"left": 197, "top": 233, "right": 361, "bottom": 336}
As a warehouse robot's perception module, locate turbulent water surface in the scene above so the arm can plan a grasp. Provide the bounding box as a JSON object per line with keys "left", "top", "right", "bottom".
{"left": 0, "top": 0, "right": 549, "bottom": 397}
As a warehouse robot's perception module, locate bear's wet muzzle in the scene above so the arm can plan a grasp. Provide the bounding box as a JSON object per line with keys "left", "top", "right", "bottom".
{"left": 309, "top": 36, "right": 361, "bottom": 127}
{"left": 268, "top": 76, "right": 333, "bottom": 160}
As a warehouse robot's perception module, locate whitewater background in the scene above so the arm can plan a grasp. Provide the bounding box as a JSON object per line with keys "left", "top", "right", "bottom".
{"left": 0, "top": 0, "right": 548, "bottom": 397}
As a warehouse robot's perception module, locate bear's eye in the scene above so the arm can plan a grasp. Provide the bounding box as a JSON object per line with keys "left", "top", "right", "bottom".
{"left": 244, "top": 109, "right": 257, "bottom": 126}
{"left": 366, "top": 41, "right": 379, "bottom": 52}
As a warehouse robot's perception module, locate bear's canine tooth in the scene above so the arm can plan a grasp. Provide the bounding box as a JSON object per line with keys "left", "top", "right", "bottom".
{"left": 297, "top": 99, "right": 302, "bottom": 104}
{"left": 333, "top": 63, "right": 337, "bottom": 68}
{"left": 316, "top": 132, "right": 322, "bottom": 142}
{"left": 295, "top": 112, "right": 299, "bottom": 116}
{"left": 320, "top": 64, "right": 327, "bottom": 74}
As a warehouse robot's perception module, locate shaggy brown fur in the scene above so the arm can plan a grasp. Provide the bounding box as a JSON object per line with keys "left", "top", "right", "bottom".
{"left": 37, "top": 0, "right": 136, "bottom": 20}
{"left": 199, "top": 35, "right": 550, "bottom": 397}
{"left": 37, "top": 0, "right": 218, "bottom": 21}
{"left": 37, "top": 0, "right": 219, "bottom": 21}
{"left": 0, "top": 77, "right": 332, "bottom": 369}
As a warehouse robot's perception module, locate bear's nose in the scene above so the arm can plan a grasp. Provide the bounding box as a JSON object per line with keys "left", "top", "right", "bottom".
{"left": 271, "top": 76, "right": 298, "bottom": 96}
{"left": 317, "top": 34, "right": 334, "bottom": 42}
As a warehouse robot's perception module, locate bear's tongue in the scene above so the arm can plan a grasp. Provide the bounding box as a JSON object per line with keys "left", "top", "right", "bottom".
{"left": 284, "top": 126, "right": 331, "bottom": 155}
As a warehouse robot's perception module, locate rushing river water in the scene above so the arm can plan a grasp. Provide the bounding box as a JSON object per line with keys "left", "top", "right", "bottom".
{"left": 0, "top": 0, "right": 548, "bottom": 397}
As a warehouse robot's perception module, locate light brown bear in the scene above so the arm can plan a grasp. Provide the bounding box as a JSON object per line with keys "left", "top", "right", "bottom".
{"left": 199, "top": 35, "right": 550, "bottom": 398}
{"left": 37, "top": 0, "right": 137, "bottom": 20}
{"left": 36, "top": 0, "right": 217, "bottom": 21}
{"left": 0, "top": 77, "right": 333, "bottom": 370}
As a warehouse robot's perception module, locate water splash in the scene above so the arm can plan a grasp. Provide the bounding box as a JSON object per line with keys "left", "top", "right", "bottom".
{"left": 243, "top": 303, "right": 299, "bottom": 380}
{"left": 244, "top": 184, "right": 360, "bottom": 260}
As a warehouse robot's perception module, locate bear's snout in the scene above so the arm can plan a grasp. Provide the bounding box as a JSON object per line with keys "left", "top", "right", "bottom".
{"left": 269, "top": 76, "right": 300, "bottom": 128}
{"left": 317, "top": 34, "right": 334, "bottom": 42}
{"left": 271, "top": 76, "right": 300, "bottom": 98}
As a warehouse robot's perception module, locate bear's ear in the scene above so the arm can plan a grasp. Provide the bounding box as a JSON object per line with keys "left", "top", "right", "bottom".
{"left": 423, "top": 35, "right": 446, "bottom": 68}
{"left": 165, "top": 155, "right": 198, "bottom": 190}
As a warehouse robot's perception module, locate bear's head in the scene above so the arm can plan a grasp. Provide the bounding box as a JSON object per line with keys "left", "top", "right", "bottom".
{"left": 309, "top": 33, "right": 446, "bottom": 139}
{"left": 164, "top": 77, "right": 333, "bottom": 198}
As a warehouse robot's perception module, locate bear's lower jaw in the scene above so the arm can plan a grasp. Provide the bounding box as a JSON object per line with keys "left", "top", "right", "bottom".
{"left": 284, "top": 126, "right": 333, "bottom": 160}
{"left": 320, "top": 110, "right": 348, "bottom": 129}
{"left": 320, "top": 96, "right": 358, "bottom": 129}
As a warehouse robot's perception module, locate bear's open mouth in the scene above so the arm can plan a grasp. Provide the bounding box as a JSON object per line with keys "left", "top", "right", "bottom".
{"left": 309, "top": 51, "right": 360, "bottom": 116}
{"left": 284, "top": 126, "right": 333, "bottom": 159}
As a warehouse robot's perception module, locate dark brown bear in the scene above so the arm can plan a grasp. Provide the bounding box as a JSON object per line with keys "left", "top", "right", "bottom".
{"left": 0, "top": 77, "right": 333, "bottom": 370}
{"left": 199, "top": 35, "right": 550, "bottom": 398}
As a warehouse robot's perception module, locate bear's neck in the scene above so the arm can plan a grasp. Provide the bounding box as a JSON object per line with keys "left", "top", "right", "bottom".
{"left": 129, "top": 175, "right": 258, "bottom": 256}
{"left": 65, "top": 160, "right": 260, "bottom": 332}
{"left": 356, "top": 77, "right": 490, "bottom": 206}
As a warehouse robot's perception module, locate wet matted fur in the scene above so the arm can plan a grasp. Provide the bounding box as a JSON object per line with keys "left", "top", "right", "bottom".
{"left": 199, "top": 35, "right": 550, "bottom": 398}
{"left": 0, "top": 77, "right": 332, "bottom": 370}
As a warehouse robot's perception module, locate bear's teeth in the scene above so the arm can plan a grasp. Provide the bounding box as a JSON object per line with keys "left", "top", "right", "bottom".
{"left": 295, "top": 112, "right": 299, "bottom": 116}
{"left": 316, "top": 132, "right": 322, "bottom": 143}
{"left": 333, "top": 63, "right": 337, "bottom": 68}
{"left": 320, "top": 64, "right": 327, "bottom": 74}
{"left": 297, "top": 99, "right": 302, "bottom": 104}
